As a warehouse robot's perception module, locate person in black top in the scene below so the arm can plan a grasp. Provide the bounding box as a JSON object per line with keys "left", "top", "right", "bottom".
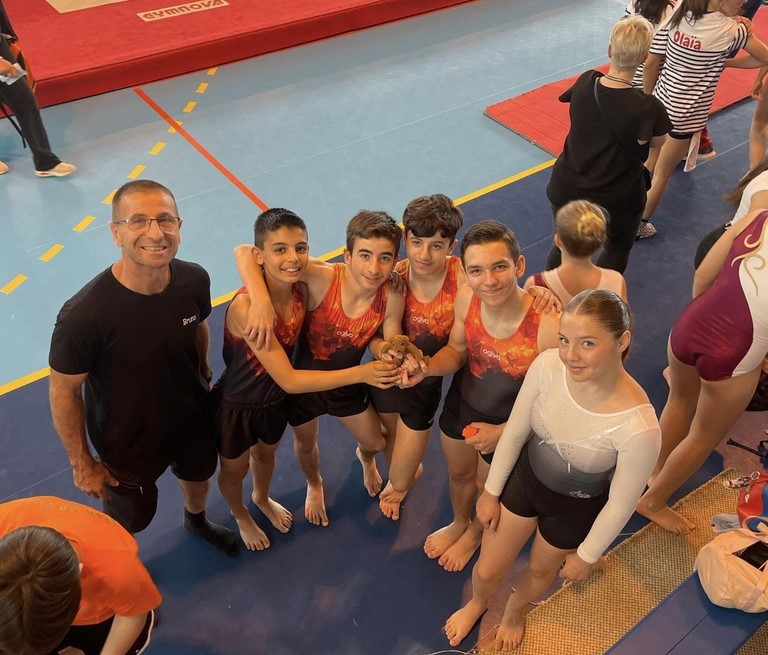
{"left": 0, "top": 0, "right": 75, "bottom": 176}
{"left": 48, "top": 180, "right": 237, "bottom": 556}
{"left": 545, "top": 15, "right": 671, "bottom": 272}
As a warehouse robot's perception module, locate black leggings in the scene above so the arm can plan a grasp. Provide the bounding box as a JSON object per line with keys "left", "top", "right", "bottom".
{"left": 545, "top": 196, "right": 645, "bottom": 274}
{"left": 0, "top": 38, "right": 60, "bottom": 171}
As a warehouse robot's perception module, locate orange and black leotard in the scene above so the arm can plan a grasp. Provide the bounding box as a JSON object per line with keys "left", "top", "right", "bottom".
{"left": 294, "top": 263, "right": 388, "bottom": 370}
{"left": 399, "top": 255, "right": 461, "bottom": 356}
{"left": 217, "top": 285, "right": 305, "bottom": 404}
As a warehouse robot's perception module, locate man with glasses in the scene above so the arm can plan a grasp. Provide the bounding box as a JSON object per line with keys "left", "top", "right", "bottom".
{"left": 48, "top": 179, "right": 237, "bottom": 556}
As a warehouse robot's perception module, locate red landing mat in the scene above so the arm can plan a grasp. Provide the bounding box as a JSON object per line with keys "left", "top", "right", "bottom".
{"left": 485, "top": 10, "right": 768, "bottom": 156}
{"left": 6, "top": 0, "right": 473, "bottom": 107}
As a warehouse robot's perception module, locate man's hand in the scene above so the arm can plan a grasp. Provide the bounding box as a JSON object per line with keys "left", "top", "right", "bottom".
{"left": 73, "top": 457, "right": 118, "bottom": 499}
{"left": 528, "top": 285, "right": 561, "bottom": 314}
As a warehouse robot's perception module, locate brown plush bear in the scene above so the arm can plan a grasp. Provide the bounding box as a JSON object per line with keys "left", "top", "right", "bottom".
{"left": 379, "top": 334, "right": 430, "bottom": 366}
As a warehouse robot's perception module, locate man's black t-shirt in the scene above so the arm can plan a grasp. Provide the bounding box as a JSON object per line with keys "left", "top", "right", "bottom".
{"left": 49, "top": 259, "right": 212, "bottom": 472}
{"left": 547, "top": 70, "right": 671, "bottom": 208}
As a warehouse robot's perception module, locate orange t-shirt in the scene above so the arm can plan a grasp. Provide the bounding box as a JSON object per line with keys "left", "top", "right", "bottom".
{"left": 0, "top": 496, "right": 161, "bottom": 625}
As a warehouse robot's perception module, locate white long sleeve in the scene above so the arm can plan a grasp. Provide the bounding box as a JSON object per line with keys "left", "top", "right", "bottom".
{"left": 484, "top": 349, "right": 661, "bottom": 564}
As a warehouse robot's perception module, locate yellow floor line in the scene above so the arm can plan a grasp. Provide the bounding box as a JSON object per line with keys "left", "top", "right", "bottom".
{"left": 4, "top": 160, "right": 554, "bottom": 391}
{"left": 150, "top": 141, "right": 166, "bottom": 154}
{"left": 207, "top": 67, "right": 218, "bottom": 76}
{"left": 196, "top": 83, "right": 208, "bottom": 94}
{"left": 73, "top": 215, "right": 96, "bottom": 232}
{"left": 103, "top": 190, "right": 116, "bottom": 205}
{"left": 183, "top": 101, "right": 197, "bottom": 113}
{"left": 454, "top": 159, "right": 555, "bottom": 206}
{"left": 0, "top": 367, "right": 49, "bottom": 396}
{"left": 128, "top": 164, "right": 146, "bottom": 179}
{"left": 1, "top": 274, "right": 28, "bottom": 295}
{"left": 167, "top": 121, "right": 182, "bottom": 134}
{"left": 39, "top": 244, "right": 64, "bottom": 262}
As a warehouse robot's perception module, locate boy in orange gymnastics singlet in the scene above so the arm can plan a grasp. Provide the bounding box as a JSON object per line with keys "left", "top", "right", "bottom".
{"left": 235, "top": 210, "right": 406, "bottom": 527}
{"left": 422, "top": 221, "right": 560, "bottom": 572}
{"left": 216, "top": 208, "right": 401, "bottom": 550}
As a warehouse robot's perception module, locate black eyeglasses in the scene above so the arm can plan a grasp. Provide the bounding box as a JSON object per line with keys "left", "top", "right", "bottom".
{"left": 112, "top": 215, "right": 181, "bottom": 233}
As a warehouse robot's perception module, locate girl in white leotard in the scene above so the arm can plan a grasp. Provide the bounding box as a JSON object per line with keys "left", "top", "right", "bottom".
{"left": 443, "top": 290, "right": 660, "bottom": 652}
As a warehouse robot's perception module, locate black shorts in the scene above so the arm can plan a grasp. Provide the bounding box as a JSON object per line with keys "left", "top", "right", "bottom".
{"left": 499, "top": 442, "right": 608, "bottom": 551}
{"left": 51, "top": 609, "right": 154, "bottom": 655}
{"left": 669, "top": 130, "right": 696, "bottom": 140}
{"left": 100, "top": 431, "right": 218, "bottom": 534}
{"left": 438, "top": 385, "right": 506, "bottom": 465}
{"left": 368, "top": 376, "right": 443, "bottom": 431}
{"left": 288, "top": 383, "right": 369, "bottom": 427}
{"left": 214, "top": 394, "right": 289, "bottom": 458}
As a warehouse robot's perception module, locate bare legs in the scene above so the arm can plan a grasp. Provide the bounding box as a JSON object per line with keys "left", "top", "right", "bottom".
{"left": 293, "top": 406, "right": 386, "bottom": 526}
{"left": 750, "top": 91, "right": 768, "bottom": 170}
{"left": 492, "top": 533, "right": 571, "bottom": 651}
{"left": 637, "top": 350, "right": 761, "bottom": 534}
{"left": 338, "top": 406, "right": 387, "bottom": 497}
{"left": 293, "top": 418, "right": 328, "bottom": 527}
{"left": 642, "top": 136, "right": 692, "bottom": 223}
{"left": 379, "top": 412, "right": 429, "bottom": 521}
{"left": 424, "top": 434, "right": 485, "bottom": 571}
{"left": 444, "top": 505, "right": 568, "bottom": 650}
{"left": 217, "top": 441, "right": 292, "bottom": 551}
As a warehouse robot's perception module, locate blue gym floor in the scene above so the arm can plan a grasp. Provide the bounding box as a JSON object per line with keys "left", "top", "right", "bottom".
{"left": 0, "top": 0, "right": 762, "bottom": 653}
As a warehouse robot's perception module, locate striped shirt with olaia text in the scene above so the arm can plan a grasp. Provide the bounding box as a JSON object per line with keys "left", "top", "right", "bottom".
{"left": 650, "top": 11, "right": 747, "bottom": 133}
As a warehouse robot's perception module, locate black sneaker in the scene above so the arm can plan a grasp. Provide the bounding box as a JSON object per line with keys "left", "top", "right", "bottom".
{"left": 697, "top": 144, "right": 716, "bottom": 161}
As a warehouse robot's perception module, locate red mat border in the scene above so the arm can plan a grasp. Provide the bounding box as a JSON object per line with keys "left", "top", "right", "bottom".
{"left": 9, "top": 0, "right": 474, "bottom": 106}
{"left": 485, "top": 10, "right": 768, "bottom": 156}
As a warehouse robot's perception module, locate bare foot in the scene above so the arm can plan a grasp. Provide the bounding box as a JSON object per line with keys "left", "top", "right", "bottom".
{"left": 379, "top": 481, "right": 407, "bottom": 521}
{"left": 495, "top": 604, "right": 527, "bottom": 651}
{"left": 232, "top": 512, "right": 270, "bottom": 551}
{"left": 424, "top": 520, "right": 467, "bottom": 560}
{"left": 305, "top": 482, "right": 329, "bottom": 527}
{"left": 252, "top": 494, "right": 293, "bottom": 533}
{"left": 444, "top": 599, "right": 487, "bottom": 647}
{"left": 636, "top": 497, "right": 695, "bottom": 534}
{"left": 438, "top": 521, "right": 482, "bottom": 572}
{"left": 356, "top": 447, "right": 383, "bottom": 496}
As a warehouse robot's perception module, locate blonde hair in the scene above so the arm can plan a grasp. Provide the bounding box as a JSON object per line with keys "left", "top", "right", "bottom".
{"left": 610, "top": 15, "right": 653, "bottom": 71}
{"left": 555, "top": 200, "right": 608, "bottom": 258}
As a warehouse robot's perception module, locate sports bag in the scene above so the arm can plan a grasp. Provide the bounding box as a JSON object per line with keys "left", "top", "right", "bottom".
{"left": 738, "top": 472, "right": 768, "bottom": 532}
{"left": 695, "top": 525, "right": 768, "bottom": 612}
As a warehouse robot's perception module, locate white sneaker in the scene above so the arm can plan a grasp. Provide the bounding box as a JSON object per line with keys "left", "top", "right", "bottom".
{"left": 0, "top": 161, "right": 8, "bottom": 175}
{"left": 35, "top": 162, "right": 76, "bottom": 177}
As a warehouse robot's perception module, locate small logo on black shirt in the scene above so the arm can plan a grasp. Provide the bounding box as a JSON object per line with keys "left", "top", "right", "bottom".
{"left": 182, "top": 314, "right": 197, "bottom": 326}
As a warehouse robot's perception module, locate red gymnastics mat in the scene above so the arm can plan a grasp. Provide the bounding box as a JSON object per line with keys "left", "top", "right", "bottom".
{"left": 485, "top": 9, "right": 768, "bottom": 156}
{"left": 6, "top": 0, "right": 474, "bottom": 107}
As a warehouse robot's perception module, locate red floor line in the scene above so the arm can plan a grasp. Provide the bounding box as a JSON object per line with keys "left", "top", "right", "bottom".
{"left": 133, "top": 87, "right": 270, "bottom": 211}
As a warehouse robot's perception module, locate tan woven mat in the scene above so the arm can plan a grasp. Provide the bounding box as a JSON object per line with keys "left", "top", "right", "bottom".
{"left": 469, "top": 469, "right": 767, "bottom": 655}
